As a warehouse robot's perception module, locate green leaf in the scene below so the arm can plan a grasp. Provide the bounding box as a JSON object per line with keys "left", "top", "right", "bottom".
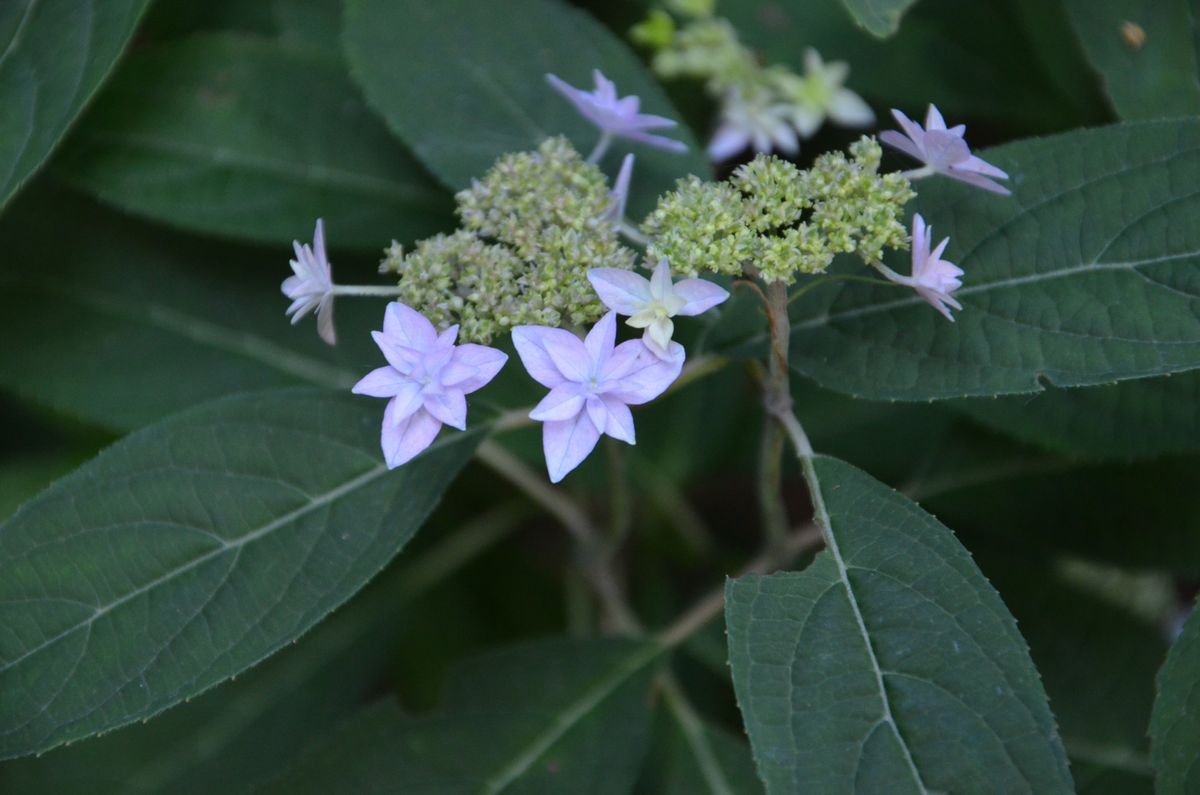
{"left": 788, "top": 120, "right": 1200, "bottom": 401}
{"left": 1064, "top": 0, "right": 1200, "bottom": 120}
{"left": 0, "top": 505, "right": 519, "bottom": 793}
{"left": 638, "top": 707, "right": 762, "bottom": 795}
{"left": 256, "top": 638, "right": 658, "bottom": 794}
{"left": 953, "top": 373, "right": 1200, "bottom": 460}
{"left": 0, "top": 388, "right": 480, "bottom": 760}
{"left": 56, "top": 33, "right": 452, "bottom": 249}
{"left": 0, "top": 188, "right": 376, "bottom": 432}
{"left": 342, "top": 0, "right": 709, "bottom": 216}
{"left": 724, "top": 0, "right": 1104, "bottom": 134}
{"left": 1150, "top": 599, "right": 1200, "bottom": 793}
{"left": 726, "top": 456, "right": 1072, "bottom": 793}
{"left": 839, "top": 0, "right": 919, "bottom": 37}
{"left": 0, "top": 0, "right": 150, "bottom": 209}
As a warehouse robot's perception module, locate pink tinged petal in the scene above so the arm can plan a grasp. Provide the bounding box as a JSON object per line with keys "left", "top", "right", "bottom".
{"left": 620, "top": 129, "right": 688, "bottom": 153}
{"left": 588, "top": 268, "right": 652, "bottom": 315}
{"left": 585, "top": 395, "right": 608, "bottom": 434}
{"left": 602, "top": 344, "right": 683, "bottom": 405}
{"left": 352, "top": 366, "right": 412, "bottom": 398}
{"left": 312, "top": 218, "right": 327, "bottom": 261}
{"left": 958, "top": 154, "right": 1009, "bottom": 179}
{"left": 388, "top": 382, "right": 425, "bottom": 424}
{"left": 599, "top": 339, "right": 647, "bottom": 382}
{"left": 443, "top": 345, "right": 507, "bottom": 393}
{"left": 542, "top": 412, "right": 602, "bottom": 483}
{"left": 281, "top": 274, "right": 304, "bottom": 299}
{"left": 600, "top": 397, "right": 635, "bottom": 443}
{"left": 673, "top": 278, "right": 729, "bottom": 316}
{"left": 879, "top": 130, "right": 924, "bottom": 162}
{"left": 372, "top": 331, "right": 421, "bottom": 373}
{"left": 925, "top": 104, "right": 948, "bottom": 131}
{"left": 922, "top": 130, "right": 972, "bottom": 169}
{"left": 602, "top": 154, "right": 635, "bottom": 224}
{"left": 930, "top": 236, "right": 950, "bottom": 262}
{"left": 584, "top": 312, "right": 617, "bottom": 372}
{"left": 436, "top": 325, "right": 460, "bottom": 347}
{"left": 889, "top": 108, "right": 926, "bottom": 149}
{"left": 311, "top": 295, "right": 335, "bottom": 344}
{"left": 383, "top": 302, "right": 437, "bottom": 351}
{"left": 530, "top": 385, "right": 586, "bottom": 422}
{"left": 945, "top": 168, "right": 1012, "bottom": 195}
{"left": 829, "top": 90, "right": 874, "bottom": 127}
{"left": 708, "top": 125, "right": 749, "bottom": 161}
{"left": 423, "top": 388, "right": 468, "bottom": 430}
{"left": 512, "top": 325, "right": 585, "bottom": 388}
{"left": 381, "top": 406, "right": 443, "bottom": 469}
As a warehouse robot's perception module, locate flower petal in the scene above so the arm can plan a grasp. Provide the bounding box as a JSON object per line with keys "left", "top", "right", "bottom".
{"left": 647, "top": 317, "right": 674, "bottom": 352}
{"left": 602, "top": 343, "right": 683, "bottom": 405}
{"left": 512, "top": 325, "right": 587, "bottom": 388}
{"left": 442, "top": 344, "right": 507, "bottom": 393}
{"left": 316, "top": 295, "right": 337, "bottom": 346}
{"left": 600, "top": 397, "right": 635, "bottom": 443}
{"left": 707, "top": 124, "right": 749, "bottom": 161}
{"left": 588, "top": 268, "right": 652, "bottom": 315}
{"left": 584, "top": 312, "right": 617, "bottom": 373}
{"left": 925, "top": 104, "right": 948, "bottom": 131}
{"left": 543, "top": 412, "right": 602, "bottom": 483}
{"left": 371, "top": 331, "right": 422, "bottom": 374}
{"left": 423, "top": 388, "right": 468, "bottom": 430}
{"left": 381, "top": 406, "right": 442, "bottom": 469}
{"left": 352, "top": 366, "right": 411, "bottom": 398}
{"left": 649, "top": 258, "right": 673, "bottom": 302}
{"left": 585, "top": 395, "right": 608, "bottom": 434}
{"left": 829, "top": 89, "right": 874, "bottom": 127}
{"left": 879, "top": 129, "right": 924, "bottom": 162}
{"left": 958, "top": 154, "right": 1010, "bottom": 179}
{"left": 599, "top": 339, "right": 648, "bottom": 383}
{"left": 530, "top": 385, "right": 586, "bottom": 422}
{"left": 382, "top": 302, "right": 438, "bottom": 351}
{"left": 673, "top": 278, "right": 729, "bottom": 316}
{"left": 945, "top": 168, "right": 1012, "bottom": 196}
{"left": 619, "top": 129, "right": 689, "bottom": 152}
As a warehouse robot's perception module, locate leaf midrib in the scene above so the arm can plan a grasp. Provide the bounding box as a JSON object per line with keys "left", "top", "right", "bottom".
{"left": 0, "top": 461, "right": 388, "bottom": 678}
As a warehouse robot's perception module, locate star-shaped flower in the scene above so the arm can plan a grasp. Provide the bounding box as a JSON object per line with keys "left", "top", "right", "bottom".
{"left": 880, "top": 105, "right": 1010, "bottom": 195}
{"left": 353, "top": 303, "right": 507, "bottom": 468}
{"left": 588, "top": 258, "right": 728, "bottom": 357}
{"left": 600, "top": 153, "right": 635, "bottom": 227}
{"left": 513, "top": 312, "right": 683, "bottom": 483}
{"left": 708, "top": 85, "right": 798, "bottom": 161}
{"left": 283, "top": 219, "right": 337, "bottom": 345}
{"left": 875, "top": 214, "right": 964, "bottom": 321}
{"left": 775, "top": 49, "right": 874, "bottom": 138}
{"left": 546, "top": 70, "right": 687, "bottom": 155}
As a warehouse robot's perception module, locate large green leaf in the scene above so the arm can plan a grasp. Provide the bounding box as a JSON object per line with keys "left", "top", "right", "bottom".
{"left": 0, "top": 389, "right": 480, "bottom": 759}
{"left": 56, "top": 33, "right": 451, "bottom": 249}
{"left": 788, "top": 120, "right": 1200, "bottom": 401}
{"left": 0, "top": 0, "right": 150, "bottom": 209}
{"left": 1064, "top": 0, "right": 1200, "bottom": 120}
{"left": 1150, "top": 599, "right": 1200, "bottom": 793}
{"left": 726, "top": 456, "right": 1072, "bottom": 793}
{"left": 256, "top": 638, "right": 658, "bottom": 794}
{"left": 839, "top": 0, "right": 919, "bottom": 37}
{"left": 342, "top": 0, "right": 708, "bottom": 217}
{"left": 0, "top": 505, "right": 519, "bottom": 793}
{"left": 0, "top": 189, "right": 380, "bottom": 432}
{"left": 954, "top": 373, "right": 1200, "bottom": 460}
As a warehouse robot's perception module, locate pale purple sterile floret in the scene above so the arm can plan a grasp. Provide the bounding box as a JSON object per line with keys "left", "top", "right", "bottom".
{"left": 546, "top": 70, "right": 688, "bottom": 154}
{"left": 600, "top": 153, "right": 636, "bottom": 226}
{"left": 880, "top": 105, "right": 1011, "bottom": 195}
{"left": 513, "top": 312, "right": 683, "bottom": 483}
{"left": 282, "top": 218, "right": 337, "bottom": 345}
{"left": 353, "top": 303, "right": 507, "bottom": 469}
{"left": 880, "top": 213, "right": 964, "bottom": 322}
{"left": 588, "top": 258, "right": 729, "bottom": 358}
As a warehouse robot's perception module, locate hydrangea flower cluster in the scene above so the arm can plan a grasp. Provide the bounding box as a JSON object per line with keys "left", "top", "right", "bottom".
{"left": 637, "top": 4, "right": 872, "bottom": 160}
{"left": 644, "top": 137, "right": 913, "bottom": 283}
{"left": 381, "top": 137, "right": 636, "bottom": 344}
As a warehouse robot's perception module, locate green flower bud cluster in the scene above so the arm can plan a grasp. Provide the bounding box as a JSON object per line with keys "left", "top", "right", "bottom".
{"left": 644, "top": 137, "right": 913, "bottom": 284}
{"left": 650, "top": 18, "right": 757, "bottom": 91}
{"left": 384, "top": 137, "right": 636, "bottom": 343}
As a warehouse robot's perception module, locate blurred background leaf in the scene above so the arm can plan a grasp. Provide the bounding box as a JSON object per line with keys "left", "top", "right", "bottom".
{"left": 0, "top": 0, "right": 150, "bottom": 209}
{"left": 57, "top": 32, "right": 452, "bottom": 249}
{"left": 1150, "top": 598, "right": 1200, "bottom": 794}
{"left": 839, "top": 0, "right": 921, "bottom": 38}
{"left": 1064, "top": 0, "right": 1200, "bottom": 120}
